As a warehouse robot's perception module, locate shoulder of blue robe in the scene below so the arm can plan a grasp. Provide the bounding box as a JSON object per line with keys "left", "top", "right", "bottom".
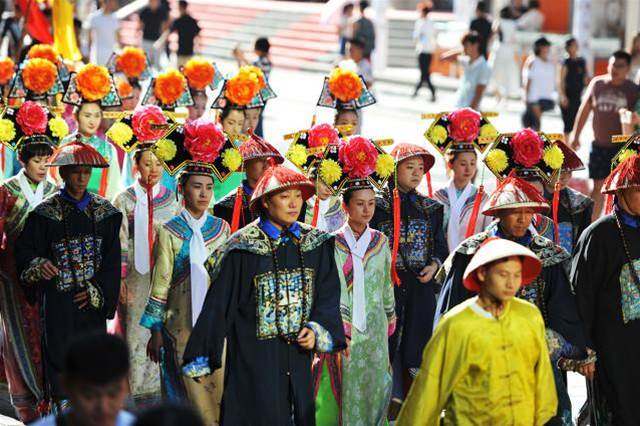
{"left": 416, "top": 193, "right": 444, "bottom": 214}
{"left": 215, "top": 189, "right": 239, "bottom": 209}
{"left": 561, "top": 187, "right": 594, "bottom": 215}
{"left": 163, "top": 214, "right": 191, "bottom": 240}
{"left": 435, "top": 230, "right": 490, "bottom": 283}
{"left": 202, "top": 215, "right": 228, "bottom": 243}
{"left": 90, "top": 194, "right": 123, "bottom": 222}
{"left": 205, "top": 221, "right": 334, "bottom": 280}
{"left": 30, "top": 193, "right": 120, "bottom": 222}
{"left": 530, "top": 235, "right": 570, "bottom": 267}
{"left": 433, "top": 188, "right": 448, "bottom": 205}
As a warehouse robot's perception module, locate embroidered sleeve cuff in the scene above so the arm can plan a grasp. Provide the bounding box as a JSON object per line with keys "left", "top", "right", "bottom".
{"left": 343, "top": 321, "right": 352, "bottom": 339}
{"left": 306, "top": 321, "right": 334, "bottom": 353}
{"left": 182, "top": 357, "right": 212, "bottom": 378}
{"left": 140, "top": 298, "right": 166, "bottom": 330}
{"left": 387, "top": 317, "right": 397, "bottom": 337}
{"left": 20, "top": 257, "right": 49, "bottom": 284}
{"left": 86, "top": 280, "right": 105, "bottom": 310}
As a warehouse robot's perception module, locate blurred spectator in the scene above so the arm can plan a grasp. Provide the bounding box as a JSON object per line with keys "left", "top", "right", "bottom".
{"left": 470, "top": 1, "right": 491, "bottom": 59}
{"left": 134, "top": 403, "right": 204, "bottom": 426}
{"left": 442, "top": 31, "right": 491, "bottom": 110}
{"left": 489, "top": 6, "right": 520, "bottom": 102}
{"left": 338, "top": 3, "right": 354, "bottom": 57}
{"left": 522, "top": 37, "right": 555, "bottom": 130}
{"left": 349, "top": 37, "right": 373, "bottom": 88}
{"left": 31, "top": 333, "right": 135, "bottom": 426}
{"left": 168, "top": 0, "right": 201, "bottom": 67}
{"left": 570, "top": 50, "right": 637, "bottom": 220}
{"left": 352, "top": 1, "right": 375, "bottom": 60}
{"left": 0, "top": 3, "right": 23, "bottom": 59}
{"left": 509, "top": 0, "right": 526, "bottom": 19}
{"left": 559, "top": 38, "right": 589, "bottom": 142}
{"left": 412, "top": 2, "right": 437, "bottom": 101}
{"left": 629, "top": 33, "right": 640, "bottom": 82}
{"left": 138, "top": 0, "right": 169, "bottom": 68}
{"left": 517, "top": 0, "right": 544, "bottom": 31}
{"left": 84, "top": 0, "right": 120, "bottom": 65}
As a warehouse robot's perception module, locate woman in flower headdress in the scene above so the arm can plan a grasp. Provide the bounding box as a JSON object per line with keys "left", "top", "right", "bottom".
{"left": 182, "top": 57, "right": 222, "bottom": 121}
{"left": 313, "top": 136, "right": 396, "bottom": 426}
{"left": 0, "top": 100, "right": 66, "bottom": 421}
{"left": 141, "top": 117, "right": 236, "bottom": 424}
{"left": 111, "top": 139, "right": 179, "bottom": 407}
{"left": 211, "top": 65, "right": 273, "bottom": 201}
{"left": 317, "top": 65, "right": 376, "bottom": 136}
{"left": 59, "top": 63, "right": 123, "bottom": 200}
{"left": 428, "top": 108, "right": 495, "bottom": 251}
{"left": 285, "top": 122, "right": 347, "bottom": 232}
{"left": 0, "top": 56, "right": 17, "bottom": 179}
{"left": 108, "top": 47, "right": 152, "bottom": 111}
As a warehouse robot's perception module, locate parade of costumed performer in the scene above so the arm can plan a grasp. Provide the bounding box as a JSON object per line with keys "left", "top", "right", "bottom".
{"left": 108, "top": 104, "right": 181, "bottom": 407}
{"left": 211, "top": 65, "right": 275, "bottom": 202}
{"left": 140, "top": 116, "right": 238, "bottom": 424}
{"left": 0, "top": 98, "right": 68, "bottom": 421}
{"left": 183, "top": 165, "right": 346, "bottom": 425}
{"left": 312, "top": 135, "right": 396, "bottom": 425}
{"left": 15, "top": 139, "right": 122, "bottom": 408}
{"left": 285, "top": 121, "right": 347, "bottom": 232}
{"left": 181, "top": 57, "right": 223, "bottom": 121}
{"left": 368, "top": 142, "right": 448, "bottom": 409}
{"left": 107, "top": 47, "right": 152, "bottom": 112}
{"left": 427, "top": 107, "right": 498, "bottom": 251}
{"left": 397, "top": 238, "right": 557, "bottom": 425}
{"left": 59, "top": 63, "right": 123, "bottom": 200}
{"left": 214, "top": 130, "right": 283, "bottom": 232}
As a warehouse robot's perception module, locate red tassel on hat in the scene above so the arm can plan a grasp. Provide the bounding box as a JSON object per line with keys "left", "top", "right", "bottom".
{"left": 552, "top": 181, "right": 560, "bottom": 244}
{"left": 426, "top": 171, "right": 433, "bottom": 198}
{"left": 465, "top": 184, "right": 484, "bottom": 238}
{"left": 230, "top": 186, "right": 244, "bottom": 233}
{"left": 311, "top": 196, "right": 320, "bottom": 227}
{"left": 604, "top": 193, "right": 614, "bottom": 215}
{"left": 391, "top": 188, "right": 401, "bottom": 285}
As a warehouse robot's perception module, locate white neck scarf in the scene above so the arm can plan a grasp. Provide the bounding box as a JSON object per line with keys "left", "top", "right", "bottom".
{"left": 182, "top": 209, "right": 209, "bottom": 326}
{"left": 446, "top": 180, "right": 474, "bottom": 251}
{"left": 341, "top": 223, "right": 371, "bottom": 332}
{"left": 133, "top": 180, "right": 160, "bottom": 275}
{"left": 315, "top": 197, "right": 331, "bottom": 232}
{"left": 18, "top": 169, "right": 46, "bottom": 208}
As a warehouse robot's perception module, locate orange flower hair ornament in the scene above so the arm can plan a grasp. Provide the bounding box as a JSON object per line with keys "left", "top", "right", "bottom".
{"left": 116, "top": 78, "right": 133, "bottom": 99}
{"left": 76, "top": 64, "right": 111, "bottom": 102}
{"left": 328, "top": 67, "right": 362, "bottom": 102}
{"left": 27, "top": 44, "right": 60, "bottom": 65}
{"left": 183, "top": 57, "right": 215, "bottom": 91}
{"left": 115, "top": 47, "right": 147, "bottom": 79}
{"left": 154, "top": 69, "right": 186, "bottom": 106}
{"left": 22, "top": 58, "right": 58, "bottom": 94}
{"left": 240, "top": 65, "right": 266, "bottom": 90}
{"left": 0, "top": 58, "right": 15, "bottom": 85}
{"left": 225, "top": 70, "right": 261, "bottom": 106}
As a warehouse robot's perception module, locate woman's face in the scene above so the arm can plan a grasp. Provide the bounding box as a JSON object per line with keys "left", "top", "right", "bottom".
{"left": 77, "top": 103, "right": 103, "bottom": 137}
{"left": 344, "top": 188, "right": 376, "bottom": 228}
{"left": 449, "top": 152, "right": 477, "bottom": 186}
{"left": 243, "top": 108, "right": 261, "bottom": 134}
{"left": 396, "top": 157, "right": 424, "bottom": 192}
{"left": 334, "top": 110, "right": 358, "bottom": 137}
{"left": 222, "top": 109, "right": 245, "bottom": 136}
{"left": 262, "top": 189, "right": 304, "bottom": 228}
{"left": 22, "top": 154, "right": 49, "bottom": 183}
{"left": 136, "top": 150, "right": 163, "bottom": 187}
{"left": 188, "top": 94, "right": 207, "bottom": 121}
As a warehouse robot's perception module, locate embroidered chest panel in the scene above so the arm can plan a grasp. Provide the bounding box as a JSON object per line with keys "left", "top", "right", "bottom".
{"left": 52, "top": 235, "right": 103, "bottom": 292}
{"left": 254, "top": 267, "right": 315, "bottom": 340}
{"left": 620, "top": 259, "right": 640, "bottom": 324}
{"left": 379, "top": 217, "right": 433, "bottom": 271}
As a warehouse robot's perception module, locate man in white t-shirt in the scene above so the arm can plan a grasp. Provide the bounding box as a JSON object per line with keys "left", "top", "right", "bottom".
{"left": 84, "top": 0, "right": 121, "bottom": 65}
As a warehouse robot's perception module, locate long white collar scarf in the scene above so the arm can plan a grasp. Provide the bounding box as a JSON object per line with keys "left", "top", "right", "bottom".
{"left": 17, "top": 169, "right": 46, "bottom": 208}
{"left": 341, "top": 223, "right": 372, "bottom": 332}
{"left": 133, "top": 180, "right": 160, "bottom": 275}
{"left": 446, "top": 180, "right": 474, "bottom": 251}
{"left": 181, "top": 209, "right": 209, "bottom": 326}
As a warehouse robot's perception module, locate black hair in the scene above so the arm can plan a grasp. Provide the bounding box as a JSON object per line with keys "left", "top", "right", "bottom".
{"left": 334, "top": 108, "right": 359, "bottom": 124}
{"left": 499, "top": 6, "right": 512, "bottom": 20}
{"left": 178, "top": 0, "right": 187, "bottom": 8}
{"left": 134, "top": 403, "right": 204, "bottom": 426}
{"left": 349, "top": 37, "right": 366, "bottom": 50}
{"left": 444, "top": 149, "right": 478, "bottom": 165}
{"left": 254, "top": 37, "right": 270, "bottom": 54}
{"left": 220, "top": 104, "right": 245, "bottom": 122}
{"left": 565, "top": 37, "right": 577, "bottom": 49}
{"left": 476, "top": 1, "right": 487, "bottom": 13}
{"left": 529, "top": 0, "right": 540, "bottom": 9}
{"left": 74, "top": 101, "right": 102, "bottom": 116}
{"left": 343, "top": 3, "right": 354, "bottom": 13}
{"left": 612, "top": 50, "right": 632, "bottom": 66}
{"left": 19, "top": 143, "right": 53, "bottom": 164}
{"left": 64, "top": 332, "right": 129, "bottom": 385}
{"left": 359, "top": 0, "right": 369, "bottom": 11}
{"left": 533, "top": 37, "right": 551, "bottom": 56}
{"left": 461, "top": 31, "right": 481, "bottom": 46}
{"left": 342, "top": 186, "right": 374, "bottom": 205}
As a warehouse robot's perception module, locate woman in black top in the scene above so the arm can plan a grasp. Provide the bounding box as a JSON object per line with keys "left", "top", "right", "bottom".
{"left": 559, "top": 38, "right": 589, "bottom": 141}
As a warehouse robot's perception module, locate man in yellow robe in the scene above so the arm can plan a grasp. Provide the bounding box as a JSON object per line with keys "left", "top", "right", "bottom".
{"left": 397, "top": 238, "right": 557, "bottom": 425}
